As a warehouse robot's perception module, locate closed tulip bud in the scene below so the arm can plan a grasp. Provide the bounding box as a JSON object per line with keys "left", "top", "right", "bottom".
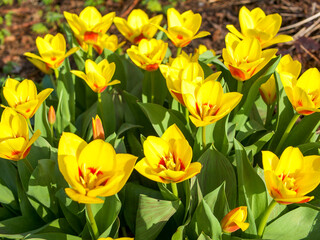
{"left": 135, "top": 124, "right": 202, "bottom": 183}
{"left": 24, "top": 33, "right": 79, "bottom": 70}
{"left": 58, "top": 132, "right": 137, "bottom": 204}
{"left": 2, "top": 78, "right": 53, "bottom": 119}
{"left": 226, "top": 6, "right": 292, "bottom": 48}
{"left": 221, "top": 207, "right": 249, "bottom": 233}
{"left": 48, "top": 106, "right": 56, "bottom": 125}
{"left": 92, "top": 115, "right": 105, "bottom": 140}
{"left": 259, "top": 75, "right": 277, "bottom": 105}
{"left": 0, "top": 108, "right": 40, "bottom": 161}
{"left": 157, "top": 8, "right": 210, "bottom": 48}
{"left": 262, "top": 147, "right": 320, "bottom": 204}
{"left": 127, "top": 38, "right": 168, "bottom": 71}
{"left": 114, "top": 9, "right": 163, "bottom": 44}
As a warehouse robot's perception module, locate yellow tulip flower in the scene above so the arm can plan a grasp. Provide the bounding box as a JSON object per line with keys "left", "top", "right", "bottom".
{"left": 157, "top": 8, "right": 210, "bottom": 48}
{"left": 226, "top": 6, "right": 292, "bottom": 48}
{"left": 93, "top": 34, "right": 125, "bottom": 55}
{"left": 182, "top": 74, "right": 243, "bottom": 127}
{"left": 281, "top": 67, "right": 320, "bottom": 115}
{"left": 222, "top": 33, "right": 277, "bottom": 81}
{"left": 24, "top": 33, "right": 79, "bottom": 70}
{"left": 159, "top": 51, "right": 200, "bottom": 105}
{"left": 114, "top": 9, "right": 163, "bottom": 44}
{"left": 127, "top": 38, "right": 168, "bottom": 71}
{"left": 262, "top": 147, "right": 320, "bottom": 204}
{"left": 135, "top": 124, "right": 201, "bottom": 184}
{"left": 92, "top": 115, "right": 105, "bottom": 140}
{"left": 195, "top": 44, "right": 216, "bottom": 56}
{"left": 0, "top": 108, "right": 40, "bottom": 161}
{"left": 2, "top": 78, "right": 53, "bottom": 119}
{"left": 58, "top": 132, "right": 137, "bottom": 204}
{"left": 64, "top": 7, "right": 115, "bottom": 46}
{"left": 221, "top": 206, "right": 249, "bottom": 233}
{"left": 259, "top": 54, "right": 301, "bottom": 105}
{"left": 71, "top": 59, "right": 120, "bottom": 93}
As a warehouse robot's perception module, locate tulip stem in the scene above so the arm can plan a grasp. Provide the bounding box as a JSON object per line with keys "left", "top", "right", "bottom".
{"left": 275, "top": 113, "right": 300, "bottom": 155}
{"left": 233, "top": 81, "right": 243, "bottom": 116}
{"left": 265, "top": 103, "right": 275, "bottom": 128}
{"left": 49, "top": 74, "right": 56, "bottom": 90}
{"left": 257, "top": 200, "right": 277, "bottom": 237}
{"left": 176, "top": 47, "right": 182, "bottom": 57}
{"left": 202, "top": 126, "right": 206, "bottom": 148}
{"left": 171, "top": 182, "right": 179, "bottom": 198}
{"left": 184, "top": 107, "right": 189, "bottom": 126}
{"left": 23, "top": 157, "right": 34, "bottom": 174}
{"left": 88, "top": 44, "right": 93, "bottom": 60}
{"left": 50, "top": 123, "right": 54, "bottom": 145}
{"left": 150, "top": 71, "right": 155, "bottom": 103}
{"left": 86, "top": 204, "right": 99, "bottom": 240}
{"left": 54, "top": 68, "right": 59, "bottom": 79}
{"left": 27, "top": 118, "right": 33, "bottom": 133}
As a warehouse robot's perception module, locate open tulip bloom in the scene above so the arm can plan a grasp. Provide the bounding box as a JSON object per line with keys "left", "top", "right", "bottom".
{"left": 114, "top": 9, "right": 163, "bottom": 44}
{"left": 24, "top": 33, "right": 79, "bottom": 70}
{"left": 135, "top": 124, "right": 201, "bottom": 184}
{"left": 263, "top": 147, "right": 320, "bottom": 204}
{"left": 0, "top": 108, "right": 40, "bottom": 161}
{"left": 58, "top": 132, "right": 137, "bottom": 204}
{"left": 64, "top": 7, "right": 115, "bottom": 48}
{"left": 157, "top": 8, "right": 210, "bottom": 48}
{"left": 2, "top": 78, "right": 53, "bottom": 119}
{"left": 226, "top": 6, "right": 292, "bottom": 48}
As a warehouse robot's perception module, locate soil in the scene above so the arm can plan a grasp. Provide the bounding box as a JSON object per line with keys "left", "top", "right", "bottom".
{"left": 0, "top": 0, "right": 320, "bottom": 81}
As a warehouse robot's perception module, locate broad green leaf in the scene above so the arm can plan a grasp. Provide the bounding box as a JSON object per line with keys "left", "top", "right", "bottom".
{"left": 34, "top": 102, "right": 51, "bottom": 138}
{"left": 197, "top": 232, "right": 213, "bottom": 240}
{"left": 26, "top": 233, "right": 82, "bottom": 240}
{"left": 135, "top": 194, "right": 179, "bottom": 240}
{"left": 98, "top": 90, "right": 116, "bottom": 137}
{"left": 234, "top": 139, "right": 268, "bottom": 235}
{"left": 236, "top": 119, "right": 266, "bottom": 142}
{"left": 142, "top": 69, "right": 168, "bottom": 105}
{"left": 263, "top": 207, "right": 320, "bottom": 240}
{"left": 244, "top": 131, "right": 274, "bottom": 157}
{"left": 196, "top": 146, "right": 237, "bottom": 209}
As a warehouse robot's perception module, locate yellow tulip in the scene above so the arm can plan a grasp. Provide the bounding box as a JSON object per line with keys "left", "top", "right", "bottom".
{"left": 24, "top": 33, "right": 79, "bottom": 69}
{"left": 157, "top": 8, "right": 210, "bottom": 48}
{"left": 58, "top": 132, "right": 137, "bottom": 204}
{"left": 127, "top": 38, "right": 168, "bottom": 71}
{"left": 222, "top": 33, "right": 277, "bottom": 81}
{"left": 93, "top": 34, "right": 125, "bottom": 55}
{"left": 281, "top": 67, "right": 320, "bottom": 115}
{"left": 262, "top": 147, "right": 320, "bottom": 204}
{"left": 64, "top": 7, "right": 115, "bottom": 46}
{"left": 226, "top": 6, "right": 292, "bottom": 48}
{"left": 26, "top": 57, "right": 53, "bottom": 75}
{"left": 195, "top": 44, "right": 216, "bottom": 56}
{"left": 259, "top": 54, "right": 301, "bottom": 105}
{"left": 220, "top": 206, "right": 249, "bottom": 233}
{"left": 2, "top": 78, "right": 53, "bottom": 119}
{"left": 0, "top": 108, "right": 40, "bottom": 161}
{"left": 71, "top": 59, "right": 120, "bottom": 93}
{"left": 92, "top": 115, "right": 105, "bottom": 140}
{"left": 114, "top": 9, "right": 163, "bottom": 44}
{"left": 159, "top": 51, "right": 200, "bottom": 105}
{"left": 135, "top": 124, "right": 201, "bottom": 184}
{"left": 182, "top": 74, "right": 243, "bottom": 127}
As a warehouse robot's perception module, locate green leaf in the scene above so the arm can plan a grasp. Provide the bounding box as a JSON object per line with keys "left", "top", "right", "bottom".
{"left": 138, "top": 102, "right": 193, "bottom": 144}
{"left": 142, "top": 69, "right": 168, "bottom": 105}
{"left": 234, "top": 139, "right": 268, "bottom": 235}
{"left": 196, "top": 146, "right": 237, "bottom": 209}
{"left": 135, "top": 194, "right": 179, "bottom": 240}
{"left": 31, "top": 23, "right": 48, "bottom": 34}
{"left": 263, "top": 207, "right": 320, "bottom": 240}
{"left": 244, "top": 131, "right": 274, "bottom": 157}
{"left": 197, "top": 232, "right": 213, "bottom": 240}
{"left": 26, "top": 232, "right": 82, "bottom": 240}
{"left": 232, "top": 56, "right": 281, "bottom": 130}
{"left": 34, "top": 102, "right": 51, "bottom": 138}
{"left": 98, "top": 90, "right": 116, "bottom": 137}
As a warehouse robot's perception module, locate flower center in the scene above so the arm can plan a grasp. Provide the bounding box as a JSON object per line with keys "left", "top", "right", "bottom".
{"left": 158, "top": 152, "right": 185, "bottom": 171}
{"left": 278, "top": 173, "right": 297, "bottom": 192}
{"left": 78, "top": 164, "right": 107, "bottom": 191}
{"left": 196, "top": 102, "right": 220, "bottom": 119}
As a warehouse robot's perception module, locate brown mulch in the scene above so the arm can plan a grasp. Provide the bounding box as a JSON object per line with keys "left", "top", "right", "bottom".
{"left": 0, "top": 0, "right": 319, "bottom": 81}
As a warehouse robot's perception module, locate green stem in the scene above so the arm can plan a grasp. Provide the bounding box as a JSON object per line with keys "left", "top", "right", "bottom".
{"left": 233, "top": 81, "right": 243, "bottom": 116}
{"left": 184, "top": 107, "right": 189, "bottom": 126}
{"left": 26, "top": 118, "right": 33, "bottom": 133}
{"left": 86, "top": 204, "right": 99, "bottom": 240}
{"left": 54, "top": 68, "right": 59, "bottom": 79}
{"left": 202, "top": 126, "right": 206, "bottom": 148}
{"left": 171, "top": 182, "right": 178, "bottom": 198}
{"left": 275, "top": 113, "right": 300, "bottom": 155}
{"left": 88, "top": 44, "right": 93, "bottom": 60}
{"left": 265, "top": 103, "right": 275, "bottom": 128}
{"left": 257, "top": 200, "right": 277, "bottom": 237}
{"left": 49, "top": 73, "right": 56, "bottom": 90}
{"left": 50, "top": 123, "right": 54, "bottom": 146}
{"left": 150, "top": 71, "right": 155, "bottom": 103}
{"left": 23, "top": 157, "right": 34, "bottom": 174}
{"left": 176, "top": 47, "right": 182, "bottom": 57}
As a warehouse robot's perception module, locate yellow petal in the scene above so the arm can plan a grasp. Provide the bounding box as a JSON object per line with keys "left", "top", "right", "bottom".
{"left": 65, "top": 188, "right": 104, "bottom": 204}
{"left": 143, "top": 136, "right": 170, "bottom": 168}
{"left": 176, "top": 162, "right": 202, "bottom": 183}
{"left": 262, "top": 150, "right": 279, "bottom": 172}
{"left": 275, "top": 147, "right": 303, "bottom": 176}
{"left": 58, "top": 132, "right": 87, "bottom": 159}
{"left": 134, "top": 158, "right": 167, "bottom": 183}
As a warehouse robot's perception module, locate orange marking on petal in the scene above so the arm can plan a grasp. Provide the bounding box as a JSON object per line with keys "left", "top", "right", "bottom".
{"left": 171, "top": 91, "right": 185, "bottom": 105}
{"left": 133, "top": 33, "right": 146, "bottom": 44}
{"left": 158, "top": 158, "right": 166, "bottom": 168}
{"left": 26, "top": 109, "right": 31, "bottom": 113}
{"left": 177, "top": 34, "right": 183, "bottom": 40}
{"left": 22, "top": 147, "right": 31, "bottom": 159}
{"left": 179, "top": 158, "right": 185, "bottom": 171}
{"left": 229, "top": 65, "right": 246, "bottom": 80}
{"left": 84, "top": 31, "right": 99, "bottom": 43}
{"left": 12, "top": 150, "right": 21, "bottom": 156}
{"left": 146, "top": 63, "right": 159, "bottom": 71}
{"left": 88, "top": 167, "right": 103, "bottom": 175}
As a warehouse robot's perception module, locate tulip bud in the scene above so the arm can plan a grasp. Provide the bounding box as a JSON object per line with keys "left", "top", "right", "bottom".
{"left": 92, "top": 115, "right": 105, "bottom": 140}
{"left": 221, "top": 206, "right": 249, "bottom": 233}
{"left": 259, "top": 75, "right": 277, "bottom": 105}
{"left": 48, "top": 106, "right": 56, "bottom": 125}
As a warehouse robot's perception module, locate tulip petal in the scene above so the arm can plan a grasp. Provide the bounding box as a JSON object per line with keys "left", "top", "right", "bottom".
{"left": 143, "top": 136, "right": 170, "bottom": 168}
{"left": 175, "top": 162, "right": 202, "bottom": 183}
{"left": 58, "top": 132, "right": 87, "bottom": 159}
{"left": 65, "top": 188, "right": 104, "bottom": 204}
{"left": 262, "top": 151, "right": 279, "bottom": 171}
{"left": 135, "top": 158, "right": 167, "bottom": 183}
